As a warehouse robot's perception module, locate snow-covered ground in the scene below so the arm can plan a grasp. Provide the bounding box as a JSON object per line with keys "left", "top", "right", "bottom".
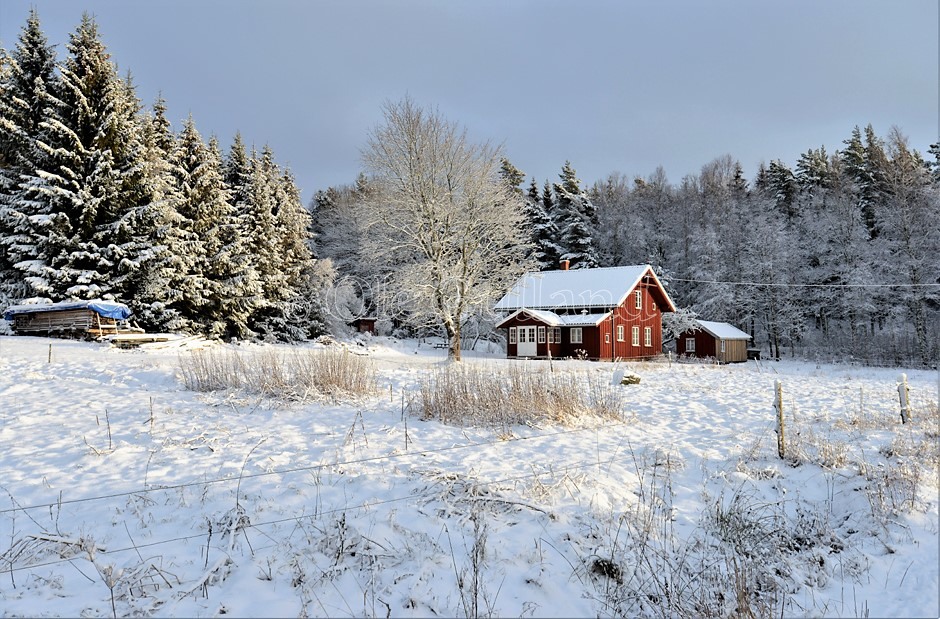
{"left": 0, "top": 334, "right": 937, "bottom": 618}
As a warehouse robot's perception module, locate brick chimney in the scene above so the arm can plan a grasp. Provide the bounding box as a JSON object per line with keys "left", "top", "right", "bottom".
{"left": 560, "top": 259, "right": 570, "bottom": 271}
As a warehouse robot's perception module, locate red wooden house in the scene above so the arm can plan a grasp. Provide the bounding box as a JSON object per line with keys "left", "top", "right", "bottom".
{"left": 494, "top": 263, "right": 676, "bottom": 360}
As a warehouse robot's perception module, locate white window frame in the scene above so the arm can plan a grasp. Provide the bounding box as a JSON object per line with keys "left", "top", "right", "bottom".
{"left": 686, "top": 337, "right": 696, "bottom": 353}
{"left": 605, "top": 333, "right": 610, "bottom": 344}
{"left": 635, "top": 289, "right": 642, "bottom": 309}
{"left": 616, "top": 325, "right": 624, "bottom": 342}
{"left": 644, "top": 326, "right": 652, "bottom": 347}
{"left": 631, "top": 326, "right": 640, "bottom": 346}
{"left": 509, "top": 327, "right": 517, "bottom": 344}
{"left": 537, "top": 326, "right": 546, "bottom": 344}
{"left": 720, "top": 340, "right": 726, "bottom": 353}
{"left": 570, "top": 327, "right": 583, "bottom": 344}
{"left": 552, "top": 327, "right": 561, "bottom": 344}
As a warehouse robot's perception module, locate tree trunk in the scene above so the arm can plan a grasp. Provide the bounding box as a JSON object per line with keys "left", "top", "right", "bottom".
{"left": 445, "top": 320, "right": 461, "bottom": 361}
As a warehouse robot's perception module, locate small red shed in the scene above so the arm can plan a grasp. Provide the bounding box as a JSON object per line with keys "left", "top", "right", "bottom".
{"left": 677, "top": 320, "right": 751, "bottom": 363}
{"left": 493, "top": 263, "right": 676, "bottom": 361}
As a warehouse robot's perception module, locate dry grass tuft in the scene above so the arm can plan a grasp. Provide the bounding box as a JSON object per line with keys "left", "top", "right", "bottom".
{"left": 178, "top": 347, "right": 376, "bottom": 399}
{"left": 417, "top": 364, "right": 626, "bottom": 428}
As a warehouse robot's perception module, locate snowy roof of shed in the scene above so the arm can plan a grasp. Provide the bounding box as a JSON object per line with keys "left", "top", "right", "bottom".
{"left": 493, "top": 265, "right": 676, "bottom": 312}
{"left": 694, "top": 320, "right": 751, "bottom": 340}
{"left": 494, "top": 308, "right": 611, "bottom": 328}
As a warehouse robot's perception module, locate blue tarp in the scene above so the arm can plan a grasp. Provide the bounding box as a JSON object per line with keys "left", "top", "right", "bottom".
{"left": 3, "top": 300, "right": 133, "bottom": 321}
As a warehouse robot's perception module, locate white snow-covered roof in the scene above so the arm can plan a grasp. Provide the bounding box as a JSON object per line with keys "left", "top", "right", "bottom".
{"left": 695, "top": 320, "right": 751, "bottom": 340}
{"left": 494, "top": 265, "right": 676, "bottom": 312}
{"left": 494, "top": 308, "right": 611, "bottom": 328}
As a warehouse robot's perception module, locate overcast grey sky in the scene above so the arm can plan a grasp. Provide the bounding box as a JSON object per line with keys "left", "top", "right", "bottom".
{"left": 1, "top": 0, "right": 937, "bottom": 206}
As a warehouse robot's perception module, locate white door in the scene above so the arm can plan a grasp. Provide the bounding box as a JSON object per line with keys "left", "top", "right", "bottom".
{"left": 517, "top": 326, "right": 537, "bottom": 357}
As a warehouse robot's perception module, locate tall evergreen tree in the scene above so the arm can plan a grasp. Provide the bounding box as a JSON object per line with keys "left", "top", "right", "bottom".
{"left": 553, "top": 161, "right": 599, "bottom": 269}
{"left": 0, "top": 9, "right": 60, "bottom": 302}
{"left": 125, "top": 97, "right": 189, "bottom": 331}
{"left": 795, "top": 146, "right": 832, "bottom": 190}
{"left": 167, "top": 117, "right": 234, "bottom": 336}
{"left": 18, "top": 14, "right": 138, "bottom": 300}
{"left": 221, "top": 132, "right": 264, "bottom": 338}
{"left": 841, "top": 124, "right": 889, "bottom": 237}
{"left": 524, "top": 176, "right": 561, "bottom": 270}
{"left": 245, "top": 146, "right": 288, "bottom": 339}
{"left": 765, "top": 159, "right": 798, "bottom": 220}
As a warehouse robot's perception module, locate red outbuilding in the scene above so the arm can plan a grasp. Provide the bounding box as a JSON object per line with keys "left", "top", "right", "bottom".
{"left": 677, "top": 320, "right": 752, "bottom": 363}
{"left": 493, "top": 263, "right": 676, "bottom": 360}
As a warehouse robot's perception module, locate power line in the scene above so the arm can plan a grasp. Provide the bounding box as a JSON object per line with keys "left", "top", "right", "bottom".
{"left": 669, "top": 277, "right": 940, "bottom": 288}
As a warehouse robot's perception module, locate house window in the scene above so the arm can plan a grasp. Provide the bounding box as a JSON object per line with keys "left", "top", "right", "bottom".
{"left": 552, "top": 327, "right": 561, "bottom": 344}
{"left": 605, "top": 333, "right": 610, "bottom": 343}
{"left": 616, "top": 325, "right": 624, "bottom": 342}
{"left": 538, "top": 326, "right": 546, "bottom": 344}
{"left": 635, "top": 290, "right": 642, "bottom": 309}
{"left": 720, "top": 340, "right": 726, "bottom": 353}
{"left": 644, "top": 327, "right": 652, "bottom": 347}
{"left": 509, "top": 327, "right": 517, "bottom": 344}
{"left": 570, "top": 327, "right": 583, "bottom": 344}
{"left": 686, "top": 337, "right": 696, "bottom": 353}
{"left": 632, "top": 326, "right": 640, "bottom": 346}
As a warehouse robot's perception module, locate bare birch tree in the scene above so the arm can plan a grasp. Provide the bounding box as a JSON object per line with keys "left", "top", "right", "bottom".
{"left": 361, "top": 97, "right": 531, "bottom": 360}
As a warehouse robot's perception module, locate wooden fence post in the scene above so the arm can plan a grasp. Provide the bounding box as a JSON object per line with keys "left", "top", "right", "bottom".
{"left": 774, "top": 380, "right": 785, "bottom": 459}
{"left": 47, "top": 343, "right": 52, "bottom": 364}
{"left": 898, "top": 373, "right": 911, "bottom": 424}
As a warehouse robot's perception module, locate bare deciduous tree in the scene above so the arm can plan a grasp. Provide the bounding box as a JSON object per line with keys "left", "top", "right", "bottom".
{"left": 361, "top": 97, "right": 532, "bottom": 360}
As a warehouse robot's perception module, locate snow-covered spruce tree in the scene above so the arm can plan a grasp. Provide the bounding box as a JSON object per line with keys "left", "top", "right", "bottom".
{"left": 17, "top": 14, "right": 139, "bottom": 300}
{"left": 244, "top": 146, "right": 315, "bottom": 341}
{"left": 523, "top": 176, "right": 562, "bottom": 270}
{"left": 795, "top": 146, "right": 833, "bottom": 191}
{"left": 764, "top": 159, "right": 799, "bottom": 221}
{"left": 361, "top": 97, "right": 533, "bottom": 360}
{"left": 269, "top": 167, "right": 318, "bottom": 340}
{"left": 534, "top": 178, "right": 563, "bottom": 270}
{"left": 203, "top": 135, "right": 264, "bottom": 340}
{"left": 553, "top": 161, "right": 599, "bottom": 269}
{"left": 0, "top": 9, "right": 60, "bottom": 303}
{"left": 841, "top": 124, "right": 890, "bottom": 238}
{"left": 220, "top": 132, "right": 264, "bottom": 339}
{"left": 97, "top": 75, "right": 167, "bottom": 312}
{"left": 167, "top": 117, "right": 240, "bottom": 337}
{"left": 123, "top": 97, "right": 190, "bottom": 332}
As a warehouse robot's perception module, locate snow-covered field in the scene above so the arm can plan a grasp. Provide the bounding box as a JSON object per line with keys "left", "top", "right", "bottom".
{"left": 0, "top": 335, "right": 937, "bottom": 618}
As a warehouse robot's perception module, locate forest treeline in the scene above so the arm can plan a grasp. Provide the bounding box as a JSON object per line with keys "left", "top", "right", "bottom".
{"left": 2, "top": 11, "right": 938, "bottom": 365}
{"left": 316, "top": 127, "right": 940, "bottom": 366}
